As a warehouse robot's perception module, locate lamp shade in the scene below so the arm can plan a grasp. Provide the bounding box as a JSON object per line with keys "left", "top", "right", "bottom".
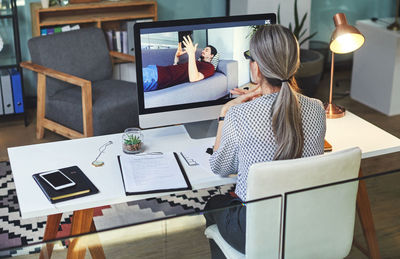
{"left": 329, "top": 13, "right": 365, "bottom": 54}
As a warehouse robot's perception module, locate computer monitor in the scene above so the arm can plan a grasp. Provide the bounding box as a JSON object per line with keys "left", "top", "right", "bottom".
{"left": 134, "top": 13, "right": 276, "bottom": 136}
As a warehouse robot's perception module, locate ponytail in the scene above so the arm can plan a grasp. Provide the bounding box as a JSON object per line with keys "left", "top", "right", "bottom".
{"left": 271, "top": 79, "right": 304, "bottom": 160}
{"left": 250, "top": 25, "right": 304, "bottom": 160}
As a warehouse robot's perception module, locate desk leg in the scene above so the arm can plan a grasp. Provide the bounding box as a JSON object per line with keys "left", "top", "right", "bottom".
{"left": 67, "top": 208, "right": 95, "bottom": 259}
{"left": 357, "top": 168, "right": 381, "bottom": 259}
{"left": 88, "top": 219, "right": 106, "bottom": 259}
{"left": 40, "top": 213, "right": 62, "bottom": 259}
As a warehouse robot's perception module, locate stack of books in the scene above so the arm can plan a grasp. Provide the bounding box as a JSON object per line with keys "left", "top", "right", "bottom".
{"left": 40, "top": 24, "right": 80, "bottom": 36}
{"left": 106, "top": 19, "right": 152, "bottom": 54}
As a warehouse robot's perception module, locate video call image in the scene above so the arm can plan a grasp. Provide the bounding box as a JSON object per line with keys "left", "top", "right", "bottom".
{"left": 140, "top": 25, "right": 254, "bottom": 109}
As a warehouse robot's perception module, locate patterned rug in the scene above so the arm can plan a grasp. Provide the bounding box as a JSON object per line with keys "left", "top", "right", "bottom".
{"left": 0, "top": 161, "right": 234, "bottom": 257}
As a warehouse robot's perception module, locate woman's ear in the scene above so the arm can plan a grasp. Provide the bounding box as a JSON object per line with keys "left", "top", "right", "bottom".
{"left": 255, "top": 62, "right": 262, "bottom": 79}
{"left": 250, "top": 61, "right": 262, "bottom": 83}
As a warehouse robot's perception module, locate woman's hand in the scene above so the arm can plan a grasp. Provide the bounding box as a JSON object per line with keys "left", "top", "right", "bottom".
{"left": 230, "top": 84, "right": 260, "bottom": 96}
{"left": 182, "top": 35, "right": 198, "bottom": 57}
{"left": 220, "top": 87, "right": 262, "bottom": 117}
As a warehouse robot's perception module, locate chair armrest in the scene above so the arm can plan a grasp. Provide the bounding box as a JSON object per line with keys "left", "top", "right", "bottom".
{"left": 20, "top": 61, "right": 91, "bottom": 88}
{"left": 217, "top": 60, "right": 238, "bottom": 91}
{"left": 109, "top": 51, "right": 135, "bottom": 63}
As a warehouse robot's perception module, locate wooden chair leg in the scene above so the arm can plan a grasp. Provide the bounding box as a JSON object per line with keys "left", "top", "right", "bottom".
{"left": 356, "top": 168, "right": 381, "bottom": 259}
{"left": 81, "top": 83, "right": 93, "bottom": 138}
{"left": 36, "top": 73, "right": 46, "bottom": 139}
{"left": 88, "top": 219, "right": 106, "bottom": 259}
{"left": 40, "top": 213, "right": 62, "bottom": 259}
{"left": 67, "top": 208, "right": 95, "bottom": 259}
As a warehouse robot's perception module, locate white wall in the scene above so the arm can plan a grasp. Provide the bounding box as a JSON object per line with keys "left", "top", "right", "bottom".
{"left": 208, "top": 26, "right": 252, "bottom": 86}
{"left": 230, "top": 0, "right": 312, "bottom": 48}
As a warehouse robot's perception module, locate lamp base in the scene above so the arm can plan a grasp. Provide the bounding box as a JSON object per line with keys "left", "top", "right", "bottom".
{"left": 324, "top": 103, "right": 346, "bottom": 119}
{"left": 387, "top": 20, "right": 400, "bottom": 31}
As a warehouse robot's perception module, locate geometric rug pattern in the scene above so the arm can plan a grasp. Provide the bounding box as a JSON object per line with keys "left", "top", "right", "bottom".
{"left": 0, "top": 161, "right": 234, "bottom": 257}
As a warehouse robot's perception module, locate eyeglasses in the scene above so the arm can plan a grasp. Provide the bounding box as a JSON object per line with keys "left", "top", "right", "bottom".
{"left": 244, "top": 50, "right": 254, "bottom": 62}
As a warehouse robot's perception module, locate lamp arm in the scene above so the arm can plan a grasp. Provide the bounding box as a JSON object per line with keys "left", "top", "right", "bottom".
{"left": 329, "top": 52, "right": 335, "bottom": 105}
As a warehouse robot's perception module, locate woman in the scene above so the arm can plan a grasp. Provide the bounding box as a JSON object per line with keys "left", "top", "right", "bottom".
{"left": 204, "top": 24, "right": 326, "bottom": 257}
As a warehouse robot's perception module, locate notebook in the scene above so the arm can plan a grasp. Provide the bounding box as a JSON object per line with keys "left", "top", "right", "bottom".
{"left": 324, "top": 140, "right": 332, "bottom": 152}
{"left": 117, "top": 152, "right": 191, "bottom": 195}
{"left": 33, "top": 166, "right": 99, "bottom": 203}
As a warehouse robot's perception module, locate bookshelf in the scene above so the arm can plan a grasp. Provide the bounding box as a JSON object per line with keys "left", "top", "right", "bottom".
{"left": 30, "top": 0, "right": 158, "bottom": 37}
{"left": 0, "top": 0, "right": 27, "bottom": 125}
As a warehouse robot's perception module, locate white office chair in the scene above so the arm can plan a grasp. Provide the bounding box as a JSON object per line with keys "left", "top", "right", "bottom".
{"left": 205, "top": 147, "right": 361, "bottom": 259}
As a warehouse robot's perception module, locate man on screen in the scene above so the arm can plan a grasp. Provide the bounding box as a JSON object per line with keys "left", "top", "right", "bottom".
{"left": 142, "top": 36, "right": 218, "bottom": 92}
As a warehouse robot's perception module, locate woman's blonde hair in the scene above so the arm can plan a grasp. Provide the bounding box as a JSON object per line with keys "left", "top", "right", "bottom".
{"left": 250, "top": 24, "right": 304, "bottom": 160}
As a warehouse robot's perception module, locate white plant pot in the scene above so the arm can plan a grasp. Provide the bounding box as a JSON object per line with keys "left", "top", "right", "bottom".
{"left": 41, "top": 0, "right": 49, "bottom": 8}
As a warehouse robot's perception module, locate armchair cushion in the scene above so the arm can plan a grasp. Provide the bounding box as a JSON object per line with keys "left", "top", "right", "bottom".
{"left": 28, "top": 27, "right": 113, "bottom": 96}
{"left": 46, "top": 80, "right": 138, "bottom": 135}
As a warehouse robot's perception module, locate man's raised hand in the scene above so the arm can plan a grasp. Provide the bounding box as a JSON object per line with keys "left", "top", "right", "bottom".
{"left": 182, "top": 35, "right": 198, "bottom": 57}
{"left": 175, "top": 42, "right": 186, "bottom": 57}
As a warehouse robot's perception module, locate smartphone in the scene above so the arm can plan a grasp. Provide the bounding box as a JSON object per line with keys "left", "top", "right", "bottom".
{"left": 39, "top": 170, "right": 76, "bottom": 190}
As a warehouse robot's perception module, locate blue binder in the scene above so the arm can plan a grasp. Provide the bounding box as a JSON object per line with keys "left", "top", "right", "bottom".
{"left": 9, "top": 68, "right": 24, "bottom": 114}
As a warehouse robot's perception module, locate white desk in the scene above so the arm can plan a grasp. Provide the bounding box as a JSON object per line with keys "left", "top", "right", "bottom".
{"left": 8, "top": 125, "right": 235, "bottom": 219}
{"left": 351, "top": 18, "right": 400, "bottom": 116}
{"left": 325, "top": 112, "right": 400, "bottom": 158}
{"left": 8, "top": 111, "right": 400, "bottom": 259}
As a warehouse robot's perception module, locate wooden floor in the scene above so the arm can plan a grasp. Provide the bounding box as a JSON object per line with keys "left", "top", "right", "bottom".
{"left": 1, "top": 69, "right": 400, "bottom": 258}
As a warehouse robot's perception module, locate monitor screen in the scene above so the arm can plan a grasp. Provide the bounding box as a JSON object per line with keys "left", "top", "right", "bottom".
{"left": 134, "top": 14, "right": 276, "bottom": 129}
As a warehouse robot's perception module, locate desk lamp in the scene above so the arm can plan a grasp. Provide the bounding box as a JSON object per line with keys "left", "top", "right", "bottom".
{"left": 387, "top": 0, "right": 400, "bottom": 31}
{"left": 325, "top": 13, "right": 365, "bottom": 119}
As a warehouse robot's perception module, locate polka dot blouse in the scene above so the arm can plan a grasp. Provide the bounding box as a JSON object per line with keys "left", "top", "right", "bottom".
{"left": 209, "top": 92, "right": 326, "bottom": 201}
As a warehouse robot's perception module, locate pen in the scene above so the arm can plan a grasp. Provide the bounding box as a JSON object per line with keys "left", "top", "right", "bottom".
{"left": 134, "top": 152, "right": 163, "bottom": 156}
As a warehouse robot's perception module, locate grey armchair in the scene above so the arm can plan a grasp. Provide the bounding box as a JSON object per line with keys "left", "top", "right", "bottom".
{"left": 21, "top": 27, "right": 138, "bottom": 139}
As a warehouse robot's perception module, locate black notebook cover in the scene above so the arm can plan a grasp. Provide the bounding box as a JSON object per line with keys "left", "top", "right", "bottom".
{"left": 33, "top": 166, "right": 99, "bottom": 203}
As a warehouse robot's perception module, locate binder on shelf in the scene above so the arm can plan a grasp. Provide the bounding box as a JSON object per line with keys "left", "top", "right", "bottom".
{"left": 9, "top": 68, "right": 24, "bottom": 114}
{"left": 126, "top": 20, "right": 136, "bottom": 56}
{"left": 105, "top": 30, "right": 113, "bottom": 50}
{"left": 0, "top": 70, "right": 14, "bottom": 114}
{"left": 127, "top": 19, "right": 153, "bottom": 56}
{"left": 117, "top": 152, "right": 192, "bottom": 195}
{"left": 33, "top": 166, "right": 99, "bottom": 204}
{"left": 122, "top": 31, "right": 128, "bottom": 54}
{"left": 115, "top": 31, "right": 122, "bottom": 52}
{"left": 112, "top": 30, "right": 117, "bottom": 51}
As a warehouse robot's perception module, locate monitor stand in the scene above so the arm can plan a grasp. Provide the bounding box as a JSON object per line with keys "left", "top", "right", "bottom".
{"left": 184, "top": 119, "right": 218, "bottom": 139}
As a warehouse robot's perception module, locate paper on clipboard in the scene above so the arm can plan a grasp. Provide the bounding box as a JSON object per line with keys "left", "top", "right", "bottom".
{"left": 118, "top": 152, "right": 191, "bottom": 194}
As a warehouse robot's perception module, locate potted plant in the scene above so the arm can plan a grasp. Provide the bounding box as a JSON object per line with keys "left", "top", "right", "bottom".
{"left": 122, "top": 128, "right": 143, "bottom": 154}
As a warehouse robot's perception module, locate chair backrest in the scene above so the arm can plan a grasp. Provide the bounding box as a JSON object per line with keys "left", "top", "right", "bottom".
{"left": 28, "top": 27, "right": 112, "bottom": 96}
{"left": 245, "top": 147, "right": 361, "bottom": 259}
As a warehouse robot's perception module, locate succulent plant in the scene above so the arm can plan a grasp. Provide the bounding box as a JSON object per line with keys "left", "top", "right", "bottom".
{"left": 124, "top": 135, "right": 141, "bottom": 146}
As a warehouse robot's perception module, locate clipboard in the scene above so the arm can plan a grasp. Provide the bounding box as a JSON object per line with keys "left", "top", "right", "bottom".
{"left": 117, "top": 152, "right": 192, "bottom": 195}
